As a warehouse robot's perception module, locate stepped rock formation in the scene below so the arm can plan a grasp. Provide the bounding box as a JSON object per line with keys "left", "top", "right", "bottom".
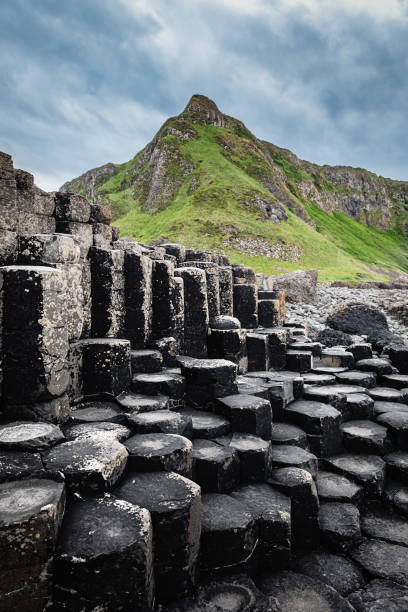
{"left": 1, "top": 152, "right": 408, "bottom": 610}
{"left": 60, "top": 95, "right": 408, "bottom": 281}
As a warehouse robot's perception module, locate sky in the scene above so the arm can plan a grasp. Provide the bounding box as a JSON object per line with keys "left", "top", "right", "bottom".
{"left": 1, "top": 0, "right": 408, "bottom": 191}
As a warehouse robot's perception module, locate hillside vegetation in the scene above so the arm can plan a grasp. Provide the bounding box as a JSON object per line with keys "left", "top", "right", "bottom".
{"left": 61, "top": 95, "right": 408, "bottom": 282}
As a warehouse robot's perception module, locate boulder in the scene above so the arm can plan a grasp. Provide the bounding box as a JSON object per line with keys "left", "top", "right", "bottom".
{"left": 268, "top": 269, "right": 318, "bottom": 303}
{"left": 327, "top": 302, "right": 388, "bottom": 335}
{"left": 317, "top": 328, "right": 353, "bottom": 347}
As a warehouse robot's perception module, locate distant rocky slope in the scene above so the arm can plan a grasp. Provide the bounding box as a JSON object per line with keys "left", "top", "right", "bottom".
{"left": 61, "top": 95, "right": 408, "bottom": 281}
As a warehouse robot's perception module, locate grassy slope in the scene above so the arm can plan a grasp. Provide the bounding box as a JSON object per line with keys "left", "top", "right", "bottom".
{"left": 97, "top": 123, "right": 408, "bottom": 282}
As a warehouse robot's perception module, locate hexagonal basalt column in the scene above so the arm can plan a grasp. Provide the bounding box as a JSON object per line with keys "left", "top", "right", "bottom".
{"left": 233, "top": 284, "right": 258, "bottom": 329}
{"left": 81, "top": 338, "right": 131, "bottom": 396}
{"left": 218, "top": 266, "right": 233, "bottom": 316}
{"left": 183, "top": 261, "right": 220, "bottom": 319}
{"left": 0, "top": 478, "right": 65, "bottom": 610}
{"left": 175, "top": 267, "right": 209, "bottom": 358}
{"left": 215, "top": 394, "right": 272, "bottom": 440}
{"left": 1, "top": 265, "right": 69, "bottom": 405}
{"left": 115, "top": 471, "right": 201, "bottom": 603}
{"left": 183, "top": 358, "right": 237, "bottom": 409}
{"left": 53, "top": 496, "right": 154, "bottom": 611}
{"left": 89, "top": 247, "right": 125, "bottom": 337}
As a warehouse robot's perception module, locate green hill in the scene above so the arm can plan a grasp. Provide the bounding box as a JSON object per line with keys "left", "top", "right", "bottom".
{"left": 61, "top": 95, "right": 408, "bottom": 282}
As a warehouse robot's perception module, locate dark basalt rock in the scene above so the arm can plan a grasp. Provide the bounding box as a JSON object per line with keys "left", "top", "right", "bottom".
{"left": 384, "top": 450, "right": 408, "bottom": 483}
{"left": 116, "top": 390, "right": 169, "bottom": 413}
{"left": 115, "top": 471, "right": 201, "bottom": 602}
{"left": 272, "top": 445, "right": 318, "bottom": 478}
{"left": 256, "top": 570, "right": 354, "bottom": 611}
{"left": 53, "top": 495, "right": 154, "bottom": 611}
{"left": 361, "top": 507, "right": 408, "bottom": 548}
{"left": 0, "top": 478, "right": 65, "bottom": 610}
{"left": 317, "top": 327, "right": 353, "bottom": 347}
{"left": 192, "top": 439, "right": 240, "bottom": 492}
{"left": 215, "top": 394, "right": 272, "bottom": 440}
{"left": 285, "top": 349, "right": 312, "bottom": 373}
{"left": 344, "top": 394, "right": 374, "bottom": 421}
{"left": 62, "top": 420, "right": 131, "bottom": 442}
{"left": 183, "top": 358, "right": 238, "bottom": 408}
{"left": 271, "top": 423, "right": 309, "bottom": 449}
{"left": 302, "top": 373, "right": 337, "bottom": 386}
{"left": 316, "top": 470, "right": 363, "bottom": 505}
{"left": 179, "top": 408, "right": 230, "bottom": 439}
{"left": 336, "top": 370, "right": 377, "bottom": 388}
{"left": 389, "top": 345, "right": 408, "bottom": 374}
{"left": 200, "top": 493, "right": 258, "bottom": 572}
{"left": 351, "top": 539, "right": 408, "bottom": 585}
{"left": 348, "top": 578, "right": 408, "bottom": 612}
{"left": 321, "top": 348, "right": 355, "bottom": 368}
{"left": 341, "top": 420, "right": 391, "bottom": 455}
{"left": 319, "top": 502, "right": 361, "bottom": 552}
{"left": 381, "top": 373, "right": 408, "bottom": 389}
{"left": 376, "top": 411, "right": 408, "bottom": 449}
{"left": 128, "top": 410, "right": 193, "bottom": 437}
{"left": 0, "top": 449, "right": 44, "bottom": 482}
{"left": 70, "top": 400, "right": 126, "bottom": 424}
{"left": 81, "top": 338, "right": 131, "bottom": 396}
{"left": 231, "top": 484, "right": 291, "bottom": 570}
{"left": 293, "top": 550, "right": 365, "bottom": 595}
{"left": 130, "top": 348, "right": 163, "bottom": 373}
{"left": 132, "top": 372, "right": 185, "bottom": 399}
{"left": 0, "top": 421, "right": 64, "bottom": 451}
{"left": 368, "top": 386, "right": 404, "bottom": 402}
{"left": 216, "top": 433, "right": 273, "bottom": 483}
{"left": 373, "top": 400, "right": 408, "bottom": 416}
{"left": 327, "top": 302, "right": 388, "bottom": 335}
{"left": 324, "top": 453, "right": 386, "bottom": 498}
{"left": 268, "top": 467, "right": 320, "bottom": 548}
{"left": 384, "top": 480, "right": 408, "bottom": 516}
{"left": 284, "top": 399, "right": 342, "bottom": 457}
{"left": 125, "top": 433, "right": 193, "bottom": 477}
{"left": 42, "top": 436, "right": 128, "bottom": 492}
{"left": 210, "top": 315, "right": 241, "bottom": 330}
{"left": 356, "top": 358, "right": 393, "bottom": 375}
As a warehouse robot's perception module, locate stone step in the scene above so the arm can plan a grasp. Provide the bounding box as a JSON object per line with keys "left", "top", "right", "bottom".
{"left": 356, "top": 358, "right": 394, "bottom": 375}
{"left": 381, "top": 374, "right": 408, "bottom": 389}
{"left": 116, "top": 391, "right": 169, "bottom": 413}
{"left": 215, "top": 433, "right": 273, "bottom": 483}
{"left": 256, "top": 570, "right": 355, "bottom": 611}
{"left": 0, "top": 478, "right": 65, "bottom": 611}
{"left": 131, "top": 372, "right": 185, "bottom": 408}
{"left": 311, "top": 364, "right": 349, "bottom": 375}
{"left": 316, "top": 470, "right": 363, "bottom": 506}
{"left": 351, "top": 539, "right": 408, "bottom": 585}
{"left": 302, "top": 373, "right": 337, "bottom": 386}
{"left": 215, "top": 394, "right": 272, "bottom": 440}
{"left": 374, "top": 401, "right": 408, "bottom": 416}
{"left": 192, "top": 439, "right": 240, "bottom": 493}
{"left": 231, "top": 483, "right": 291, "bottom": 569}
{"left": 0, "top": 421, "right": 64, "bottom": 451}
{"left": 128, "top": 410, "right": 193, "bottom": 438}
{"left": 271, "top": 422, "right": 309, "bottom": 449}
{"left": 319, "top": 502, "right": 362, "bottom": 552}
{"left": 285, "top": 350, "right": 313, "bottom": 373}
{"left": 336, "top": 370, "right": 377, "bottom": 388}
{"left": 384, "top": 450, "right": 408, "bottom": 484}
{"left": 42, "top": 436, "right": 128, "bottom": 493}
{"left": 130, "top": 348, "right": 163, "bottom": 373}
{"left": 125, "top": 433, "right": 192, "bottom": 477}
{"left": 62, "top": 421, "right": 131, "bottom": 442}
{"left": 70, "top": 400, "right": 126, "bottom": 424}
{"left": 343, "top": 393, "right": 374, "bottom": 421}
{"left": 348, "top": 578, "right": 408, "bottom": 611}
{"left": 183, "top": 358, "right": 238, "bottom": 409}
{"left": 53, "top": 496, "right": 154, "bottom": 611}
{"left": 323, "top": 453, "right": 386, "bottom": 499}
{"left": 268, "top": 467, "right": 320, "bottom": 548}
{"left": 321, "top": 349, "right": 354, "bottom": 369}
{"left": 384, "top": 480, "right": 408, "bottom": 516}
{"left": 0, "top": 449, "right": 44, "bottom": 483}
{"left": 200, "top": 493, "right": 258, "bottom": 573}
{"left": 376, "top": 411, "right": 408, "bottom": 450}
{"left": 288, "top": 341, "right": 322, "bottom": 357}
{"left": 178, "top": 408, "right": 230, "bottom": 439}
{"left": 368, "top": 386, "right": 406, "bottom": 402}
{"left": 284, "top": 399, "right": 342, "bottom": 457}
{"left": 361, "top": 507, "right": 408, "bottom": 548}
{"left": 271, "top": 445, "right": 318, "bottom": 477}
{"left": 340, "top": 420, "right": 392, "bottom": 455}
{"left": 293, "top": 551, "right": 365, "bottom": 596}
{"left": 115, "top": 472, "right": 201, "bottom": 602}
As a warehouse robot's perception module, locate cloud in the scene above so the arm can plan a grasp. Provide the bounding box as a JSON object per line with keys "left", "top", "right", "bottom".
{"left": 1, "top": 0, "right": 408, "bottom": 189}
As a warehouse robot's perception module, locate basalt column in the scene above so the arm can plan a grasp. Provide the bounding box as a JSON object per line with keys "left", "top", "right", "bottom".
{"left": 218, "top": 266, "right": 234, "bottom": 317}
{"left": 89, "top": 247, "right": 125, "bottom": 338}
{"left": 175, "top": 267, "right": 209, "bottom": 358}
{"left": 183, "top": 261, "right": 220, "bottom": 320}
{"left": 0, "top": 266, "right": 69, "bottom": 406}
{"left": 123, "top": 247, "right": 153, "bottom": 349}
{"left": 152, "top": 260, "right": 177, "bottom": 341}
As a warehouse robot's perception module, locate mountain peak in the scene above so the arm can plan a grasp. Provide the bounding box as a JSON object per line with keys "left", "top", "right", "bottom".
{"left": 183, "top": 94, "right": 226, "bottom": 127}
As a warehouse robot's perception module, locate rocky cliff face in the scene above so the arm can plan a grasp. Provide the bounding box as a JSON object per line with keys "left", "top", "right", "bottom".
{"left": 62, "top": 95, "right": 408, "bottom": 235}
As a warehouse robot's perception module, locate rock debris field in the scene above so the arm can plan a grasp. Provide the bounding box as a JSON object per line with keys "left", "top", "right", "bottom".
{"left": 1, "top": 150, "right": 408, "bottom": 611}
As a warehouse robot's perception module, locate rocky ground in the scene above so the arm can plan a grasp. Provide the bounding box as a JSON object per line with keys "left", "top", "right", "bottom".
{"left": 287, "top": 286, "right": 408, "bottom": 344}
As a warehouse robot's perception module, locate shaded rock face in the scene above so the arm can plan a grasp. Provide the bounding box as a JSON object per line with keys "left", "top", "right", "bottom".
{"left": 262, "top": 269, "right": 318, "bottom": 303}
{"left": 327, "top": 302, "right": 389, "bottom": 335}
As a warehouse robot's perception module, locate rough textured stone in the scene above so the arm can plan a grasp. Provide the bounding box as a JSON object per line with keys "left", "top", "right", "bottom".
{"left": 0, "top": 421, "right": 64, "bottom": 451}
{"left": 327, "top": 302, "right": 388, "bottom": 335}
{"left": 192, "top": 439, "right": 240, "bottom": 492}
{"left": 54, "top": 495, "right": 154, "bottom": 611}
{"left": 115, "top": 472, "right": 201, "bottom": 602}
{"left": 215, "top": 394, "right": 272, "bottom": 440}
{"left": 316, "top": 470, "right": 363, "bottom": 505}
{"left": 293, "top": 551, "right": 365, "bottom": 596}
{"left": 125, "top": 433, "right": 192, "bottom": 477}
{"left": 324, "top": 453, "right": 386, "bottom": 498}
{"left": 319, "top": 502, "right": 361, "bottom": 552}
{"left": 175, "top": 267, "right": 209, "bottom": 357}
{"left": 128, "top": 410, "right": 193, "bottom": 437}
{"left": 351, "top": 539, "right": 408, "bottom": 585}
{"left": 81, "top": 338, "right": 131, "bottom": 396}
{"left": 270, "top": 269, "right": 318, "bottom": 303}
